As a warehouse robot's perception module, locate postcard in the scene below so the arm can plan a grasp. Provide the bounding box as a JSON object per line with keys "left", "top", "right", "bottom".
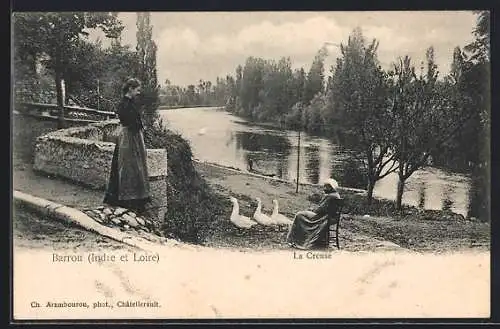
{"left": 12, "top": 11, "right": 490, "bottom": 321}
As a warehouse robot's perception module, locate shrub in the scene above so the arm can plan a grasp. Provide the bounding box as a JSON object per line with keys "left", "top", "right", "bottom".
{"left": 336, "top": 157, "right": 367, "bottom": 190}
{"left": 143, "top": 118, "right": 226, "bottom": 243}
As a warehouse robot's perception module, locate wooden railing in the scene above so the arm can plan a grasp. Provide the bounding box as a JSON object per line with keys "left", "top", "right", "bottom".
{"left": 15, "top": 102, "right": 117, "bottom": 123}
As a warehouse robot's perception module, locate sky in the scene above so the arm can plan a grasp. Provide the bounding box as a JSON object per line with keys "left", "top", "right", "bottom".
{"left": 90, "top": 11, "right": 478, "bottom": 87}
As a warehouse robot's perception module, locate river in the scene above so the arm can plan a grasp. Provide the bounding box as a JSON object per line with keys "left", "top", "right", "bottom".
{"left": 160, "top": 107, "right": 472, "bottom": 216}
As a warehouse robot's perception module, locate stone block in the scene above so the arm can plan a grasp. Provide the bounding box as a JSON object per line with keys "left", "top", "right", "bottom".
{"left": 147, "top": 175, "right": 168, "bottom": 229}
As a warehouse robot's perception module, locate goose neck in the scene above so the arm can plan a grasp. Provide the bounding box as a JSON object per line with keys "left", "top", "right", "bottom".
{"left": 231, "top": 201, "right": 239, "bottom": 215}
{"left": 272, "top": 202, "right": 279, "bottom": 215}
{"left": 256, "top": 200, "right": 262, "bottom": 212}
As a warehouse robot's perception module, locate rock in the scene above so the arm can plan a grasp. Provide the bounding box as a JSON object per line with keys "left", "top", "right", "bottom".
{"left": 103, "top": 208, "right": 113, "bottom": 216}
{"left": 135, "top": 216, "right": 145, "bottom": 226}
{"left": 91, "top": 210, "right": 102, "bottom": 216}
{"left": 122, "top": 214, "right": 139, "bottom": 227}
{"left": 124, "top": 224, "right": 130, "bottom": 230}
{"left": 114, "top": 207, "right": 127, "bottom": 216}
{"left": 99, "top": 213, "right": 106, "bottom": 221}
{"left": 93, "top": 215, "right": 104, "bottom": 224}
{"left": 128, "top": 212, "right": 137, "bottom": 218}
{"left": 96, "top": 206, "right": 105, "bottom": 210}
{"left": 110, "top": 217, "right": 122, "bottom": 225}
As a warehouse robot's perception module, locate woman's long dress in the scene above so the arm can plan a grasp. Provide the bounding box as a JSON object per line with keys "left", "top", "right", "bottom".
{"left": 103, "top": 96, "right": 151, "bottom": 211}
{"left": 286, "top": 192, "right": 342, "bottom": 249}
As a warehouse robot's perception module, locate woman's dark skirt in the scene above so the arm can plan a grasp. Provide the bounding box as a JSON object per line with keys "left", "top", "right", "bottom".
{"left": 286, "top": 211, "right": 330, "bottom": 249}
{"left": 103, "top": 126, "right": 151, "bottom": 212}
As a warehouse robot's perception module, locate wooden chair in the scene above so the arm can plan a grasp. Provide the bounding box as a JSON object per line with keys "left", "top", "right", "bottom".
{"left": 328, "top": 200, "right": 343, "bottom": 250}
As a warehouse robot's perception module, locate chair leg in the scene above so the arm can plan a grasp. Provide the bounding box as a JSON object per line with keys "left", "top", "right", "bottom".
{"left": 325, "top": 227, "right": 332, "bottom": 249}
{"left": 335, "top": 224, "right": 340, "bottom": 249}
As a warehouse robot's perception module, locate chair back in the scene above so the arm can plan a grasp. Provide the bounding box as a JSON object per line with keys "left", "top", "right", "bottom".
{"left": 327, "top": 198, "right": 344, "bottom": 249}
{"left": 327, "top": 198, "right": 343, "bottom": 225}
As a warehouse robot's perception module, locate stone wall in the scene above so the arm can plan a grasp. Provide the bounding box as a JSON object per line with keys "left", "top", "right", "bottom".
{"left": 33, "top": 120, "right": 168, "bottom": 226}
{"left": 13, "top": 112, "right": 92, "bottom": 164}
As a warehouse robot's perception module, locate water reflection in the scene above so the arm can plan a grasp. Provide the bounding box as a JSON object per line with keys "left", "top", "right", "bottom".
{"left": 418, "top": 181, "right": 426, "bottom": 209}
{"left": 467, "top": 166, "right": 489, "bottom": 220}
{"left": 441, "top": 185, "right": 455, "bottom": 212}
{"left": 276, "top": 156, "right": 287, "bottom": 180}
{"left": 235, "top": 131, "right": 291, "bottom": 153}
{"left": 234, "top": 131, "right": 291, "bottom": 176}
{"left": 305, "top": 145, "right": 320, "bottom": 184}
{"left": 334, "top": 155, "right": 367, "bottom": 190}
{"left": 161, "top": 107, "right": 475, "bottom": 216}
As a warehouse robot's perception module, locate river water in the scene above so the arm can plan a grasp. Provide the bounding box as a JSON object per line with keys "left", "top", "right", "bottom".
{"left": 160, "top": 107, "right": 472, "bottom": 216}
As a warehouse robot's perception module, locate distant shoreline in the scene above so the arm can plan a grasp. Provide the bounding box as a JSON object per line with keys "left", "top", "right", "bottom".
{"left": 158, "top": 105, "right": 224, "bottom": 111}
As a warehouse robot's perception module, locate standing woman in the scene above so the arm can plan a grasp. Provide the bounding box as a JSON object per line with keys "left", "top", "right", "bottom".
{"left": 103, "top": 78, "right": 151, "bottom": 214}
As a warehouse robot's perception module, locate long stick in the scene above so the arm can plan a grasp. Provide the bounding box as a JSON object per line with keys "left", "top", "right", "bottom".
{"left": 97, "top": 79, "right": 100, "bottom": 111}
{"left": 296, "top": 129, "right": 301, "bottom": 193}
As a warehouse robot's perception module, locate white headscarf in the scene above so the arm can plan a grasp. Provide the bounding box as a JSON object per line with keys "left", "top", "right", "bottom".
{"left": 324, "top": 178, "right": 339, "bottom": 191}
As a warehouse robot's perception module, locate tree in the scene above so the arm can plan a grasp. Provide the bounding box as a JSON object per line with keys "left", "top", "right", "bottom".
{"left": 462, "top": 10, "right": 490, "bottom": 221}
{"left": 330, "top": 27, "right": 396, "bottom": 204}
{"left": 257, "top": 57, "right": 294, "bottom": 121}
{"left": 62, "top": 39, "right": 105, "bottom": 105}
{"left": 304, "top": 48, "right": 326, "bottom": 105}
{"left": 13, "top": 12, "right": 123, "bottom": 128}
{"left": 464, "top": 11, "right": 490, "bottom": 63}
{"left": 136, "top": 12, "right": 159, "bottom": 126}
{"left": 292, "top": 68, "right": 307, "bottom": 105}
{"left": 389, "top": 47, "right": 479, "bottom": 210}
{"left": 239, "top": 57, "right": 266, "bottom": 118}
{"left": 303, "top": 93, "right": 327, "bottom": 134}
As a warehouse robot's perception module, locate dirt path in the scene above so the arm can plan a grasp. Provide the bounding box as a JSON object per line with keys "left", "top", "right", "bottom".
{"left": 13, "top": 161, "right": 104, "bottom": 210}
{"left": 13, "top": 205, "right": 134, "bottom": 252}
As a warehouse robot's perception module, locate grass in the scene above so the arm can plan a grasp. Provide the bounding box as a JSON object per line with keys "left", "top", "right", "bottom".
{"left": 194, "top": 161, "right": 490, "bottom": 252}
{"left": 342, "top": 213, "right": 490, "bottom": 252}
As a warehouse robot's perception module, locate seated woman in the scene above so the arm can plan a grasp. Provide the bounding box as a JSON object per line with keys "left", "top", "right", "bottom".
{"left": 286, "top": 178, "right": 343, "bottom": 250}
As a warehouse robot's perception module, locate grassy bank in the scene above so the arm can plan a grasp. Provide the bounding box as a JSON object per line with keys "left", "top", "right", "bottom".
{"left": 193, "top": 161, "right": 490, "bottom": 253}
{"left": 158, "top": 105, "right": 223, "bottom": 110}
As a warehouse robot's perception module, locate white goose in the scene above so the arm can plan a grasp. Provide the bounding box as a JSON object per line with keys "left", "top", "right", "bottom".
{"left": 271, "top": 199, "right": 293, "bottom": 225}
{"left": 253, "top": 197, "right": 276, "bottom": 226}
{"left": 229, "top": 197, "right": 257, "bottom": 229}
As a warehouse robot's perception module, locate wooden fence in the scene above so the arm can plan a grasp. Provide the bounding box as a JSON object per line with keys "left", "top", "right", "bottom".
{"left": 14, "top": 102, "right": 116, "bottom": 124}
